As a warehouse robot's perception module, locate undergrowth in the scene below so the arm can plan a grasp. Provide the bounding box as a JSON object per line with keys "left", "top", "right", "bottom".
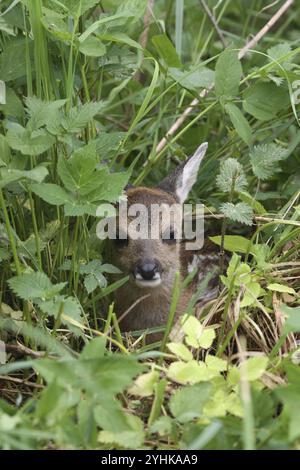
{"left": 0, "top": 0, "right": 300, "bottom": 450}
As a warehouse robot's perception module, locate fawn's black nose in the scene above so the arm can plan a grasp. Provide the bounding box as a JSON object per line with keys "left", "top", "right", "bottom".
{"left": 134, "top": 260, "right": 161, "bottom": 281}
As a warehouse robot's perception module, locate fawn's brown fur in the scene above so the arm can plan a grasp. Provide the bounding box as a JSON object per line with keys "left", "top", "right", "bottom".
{"left": 109, "top": 143, "right": 219, "bottom": 341}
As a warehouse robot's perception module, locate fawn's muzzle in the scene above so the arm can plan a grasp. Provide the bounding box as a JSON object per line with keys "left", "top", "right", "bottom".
{"left": 133, "top": 259, "right": 162, "bottom": 288}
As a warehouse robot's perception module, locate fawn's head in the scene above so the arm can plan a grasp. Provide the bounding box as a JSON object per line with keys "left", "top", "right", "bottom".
{"left": 111, "top": 143, "right": 208, "bottom": 290}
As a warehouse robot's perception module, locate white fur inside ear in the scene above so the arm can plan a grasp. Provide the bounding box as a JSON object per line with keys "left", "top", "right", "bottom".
{"left": 176, "top": 142, "right": 208, "bottom": 203}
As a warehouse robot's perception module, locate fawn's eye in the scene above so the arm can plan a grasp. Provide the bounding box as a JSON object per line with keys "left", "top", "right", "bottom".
{"left": 114, "top": 231, "right": 128, "bottom": 248}
{"left": 162, "top": 229, "right": 177, "bottom": 244}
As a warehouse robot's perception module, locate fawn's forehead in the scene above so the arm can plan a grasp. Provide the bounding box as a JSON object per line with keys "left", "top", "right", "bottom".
{"left": 126, "top": 186, "right": 177, "bottom": 206}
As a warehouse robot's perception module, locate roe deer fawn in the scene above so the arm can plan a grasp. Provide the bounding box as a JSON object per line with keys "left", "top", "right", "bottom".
{"left": 110, "top": 143, "right": 220, "bottom": 341}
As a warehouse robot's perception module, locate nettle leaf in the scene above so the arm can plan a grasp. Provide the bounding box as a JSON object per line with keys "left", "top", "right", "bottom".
{"left": 224, "top": 103, "right": 253, "bottom": 146}
{"left": 6, "top": 124, "right": 55, "bottom": 156}
{"left": 8, "top": 272, "right": 66, "bottom": 301}
{"left": 243, "top": 82, "right": 290, "bottom": 121}
{"left": 250, "top": 143, "right": 288, "bottom": 180}
{"left": 25, "top": 96, "right": 66, "bottom": 130}
{"left": 169, "top": 66, "right": 214, "bottom": 91}
{"left": 62, "top": 101, "right": 104, "bottom": 133}
{"left": 267, "top": 43, "right": 293, "bottom": 71}
{"left": 170, "top": 383, "right": 212, "bottom": 423}
{"left": 215, "top": 49, "right": 242, "bottom": 98}
{"left": 220, "top": 202, "right": 253, "bottom": 226}
{"left": 216, "top": 158, "right": 247, "bottom": 193}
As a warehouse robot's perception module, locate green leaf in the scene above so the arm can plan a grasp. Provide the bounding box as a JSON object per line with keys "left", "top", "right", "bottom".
{"left": 243, "top": 356, "right": 268, "bottom": 381}
{"left": 267, "top": 283, "right": 296, "bottom": 295}
{"left": 220, "top": 202, "right": 253, "bottom": 226}
{"left": 128, "top": 371, "right": 160, "bottom": 397}
{"left": 280, "top": 305, "right": 300, "bottom": 333}
{"left": 250, "top": 143, "right": 288, "bottom": 180}
{"left": 215, "top": 50, "right": 242, "bottom": 98}
{"left": 167, "top": 360, "right": 211, "bottom": 384}
{"left": 205, "top": 355, "right": 227, "bottom": 372}
{"left": 224, "top": 103, "right": 252, "bottom": 146}
{"left": 31, "top": 183, "right": 75, "bottom": 206}
{"left": 62, "top": 102, "right": 104, "bottom": 133}
{"left": 210, "top": 235, "right": 252, "bottom": 253}
{"left": 167, "top": 342, "right": 193, "bottom": 362}
{"left": 170, "top": 383, "right": 212, "bottom": 423}
{"left": 169, "top": 66, "right": 214, "bottom": 91}
{"left": 25, "top": 96, "right": 66, "bottom": 130}
{"left": 0, "top": 165, "right": 48, "bottom": 188}
{"left": 0, "top": 38, "right": 30, "bottom": 81}
{"left": 8, "top": 272, "right": 65, "bottom": 301}
{"left": 239, "top": 191, "right": 267, "bottom": 215}
{"left": 216, "top": 158, "right": 247, "bottom": 193}
{"left": 243, "top": 82, "right": 289, "bottom": 121}
{"left": 79, "top": 36, "right": 106, "bottom": 57}
{"left": 6, "top": 124, "right": 55, "bottom": 156}
{"left": 152, "top": 34, "right": 182, "bottom": 68}
{"left": 80, "top": 337, "right": 106, "bottom": 360}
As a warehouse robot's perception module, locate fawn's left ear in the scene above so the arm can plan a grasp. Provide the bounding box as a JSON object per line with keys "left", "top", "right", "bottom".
{"left": 157, "top": 142, "right": 208, "bottom": 203}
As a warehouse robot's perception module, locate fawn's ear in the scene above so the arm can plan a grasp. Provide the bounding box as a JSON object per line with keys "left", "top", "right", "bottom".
{"left": 157, "top": 142, "right": 208, "bottom": 203}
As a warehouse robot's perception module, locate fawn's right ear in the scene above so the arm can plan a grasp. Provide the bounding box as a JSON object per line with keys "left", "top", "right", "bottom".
{"left": 157, "top": 142, "right": 208, "bottom": 203}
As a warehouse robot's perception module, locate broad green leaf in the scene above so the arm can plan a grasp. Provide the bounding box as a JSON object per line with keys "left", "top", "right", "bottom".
{"left": 31, "top": 183, "right": 75, "bottom": 206}
{"left": 280, "top": 305, "right": 300, "bottom": 333}
{"left": 79, "top": 36, "right": 106, "bottom": 57}
{"left": 225, "top": 103, "right": 252, "bottom": 146}
{"left": 210, "top": 235, "right": 252, "bottom": 254}
{"left": 80, "top": 337, "right": 106, "bottom": 360}
{"left": 0, "top": 165, "right": 48, "bottom": 188}
{"left": 167, "top": 342, "right": 193, "bottom": 362}
{"left": 205, "top": 355, "right": 227, "bottom": 372}
{"left": 6, "top": 124, "right": 55, "bottom": 155}
{"left": 240, "top": 281, "right": 261, "bottom": 307}
{"left": 169, "top": 383, "right": 212, "bottom": 423}
{"left": 215, "top": 50, "right": 242, "bottom": 98}
{"left": 169, "top": 66, "right": 214, "bottom": 91}
{"left": 267, "top": 283, "right": 296, "bottom": 295}
{"left": 167, "top": 360, "right": 211, "bottom": 384}
{"left": 243, "top": 82, "right": 289, "bottom": 121}
{"left": 243, "top": 356, "right": 268, "bottom": 381}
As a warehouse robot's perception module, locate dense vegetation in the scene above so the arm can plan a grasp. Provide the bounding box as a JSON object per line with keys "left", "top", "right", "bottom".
{"left": 0, "top": 0, "right": 300, "bottom": 450}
